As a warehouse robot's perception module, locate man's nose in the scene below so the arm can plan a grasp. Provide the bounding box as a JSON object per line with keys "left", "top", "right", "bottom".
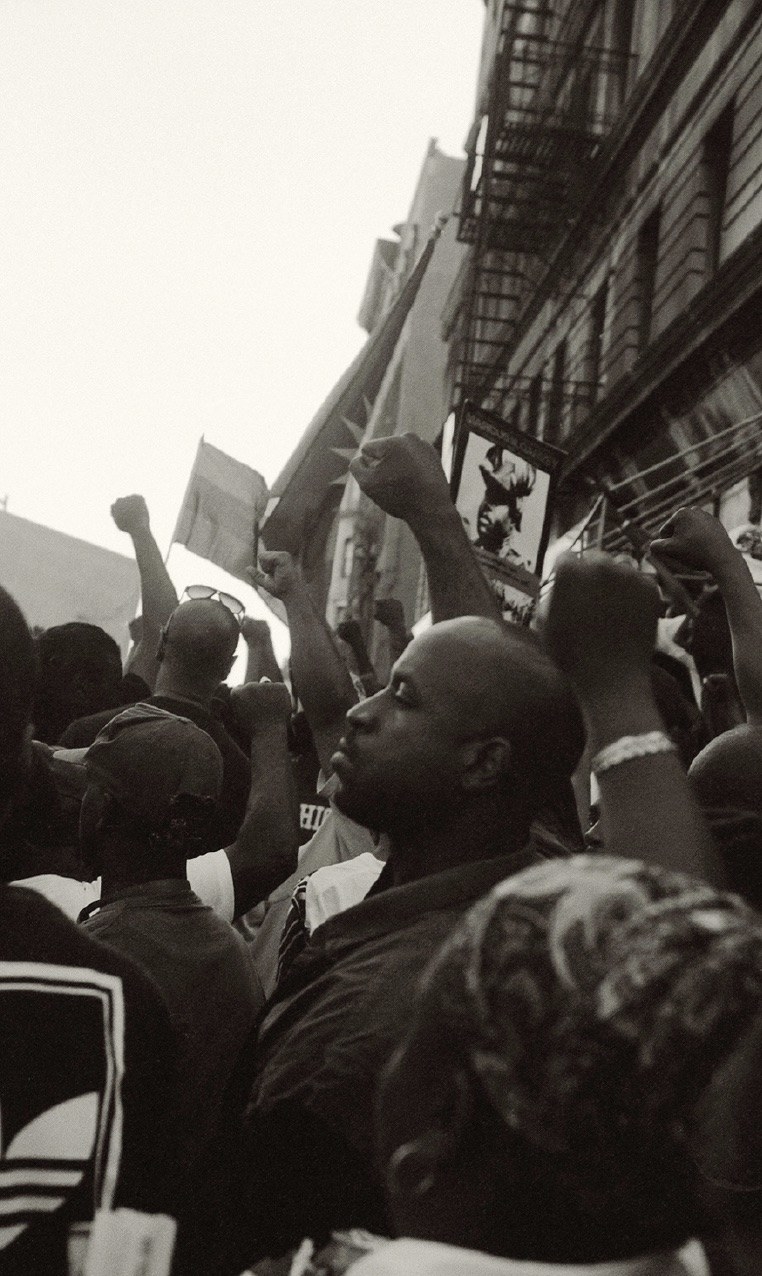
{"left": 346, "top": 686, "right": 385, "bottom": 731}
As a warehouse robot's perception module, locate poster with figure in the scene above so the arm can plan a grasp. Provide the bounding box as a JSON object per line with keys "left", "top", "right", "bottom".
{"left": 451, "top": 402, "right": 565, "bottom": 616}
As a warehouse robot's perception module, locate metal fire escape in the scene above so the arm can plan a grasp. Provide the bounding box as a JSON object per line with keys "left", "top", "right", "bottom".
{"left": 453, "top": 0, "right": 633, "bottom": 426}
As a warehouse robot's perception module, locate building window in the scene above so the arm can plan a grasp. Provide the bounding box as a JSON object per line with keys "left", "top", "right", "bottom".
{"left": 527, "top": 370, "right": 543, "bottom": 437}
{"left": 545, "top": 339, "right": 567, "bottom": 444}
{"left": 636, "top": 206, "right": 660, "bottom": 351}
{"left": 702, "top": 103, "right": 734, "bottom": 275}
{"left": 587, "top": 278, "right": 609, "bottom": 406}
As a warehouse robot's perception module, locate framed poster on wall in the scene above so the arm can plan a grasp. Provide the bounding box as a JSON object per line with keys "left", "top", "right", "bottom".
{"left": 450, "top": 400, "right": 566, "bottom": 622}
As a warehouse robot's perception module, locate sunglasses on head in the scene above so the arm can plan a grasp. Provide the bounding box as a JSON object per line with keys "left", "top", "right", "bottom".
{"left": 182, "top": 585, "right": 245, "bottom": 625}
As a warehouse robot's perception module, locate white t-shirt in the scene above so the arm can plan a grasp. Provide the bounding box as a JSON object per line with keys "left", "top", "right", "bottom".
{"left": 12, "top": 848, "right": 236, "bottom": 924}
{"left": 303, "top": 852, "right": 385, "bottom": 933}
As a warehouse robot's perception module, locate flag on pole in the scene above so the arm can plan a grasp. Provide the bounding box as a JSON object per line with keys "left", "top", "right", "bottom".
{"left": 171, "top": 439, "right": 268, "bottom": 583}
{"left": 260, "top": 216, "right": 448, "bottom": 605}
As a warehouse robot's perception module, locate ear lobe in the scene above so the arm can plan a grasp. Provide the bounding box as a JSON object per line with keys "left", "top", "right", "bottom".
{"left": 461, "top": 736, "right": 511, "bottom": 792}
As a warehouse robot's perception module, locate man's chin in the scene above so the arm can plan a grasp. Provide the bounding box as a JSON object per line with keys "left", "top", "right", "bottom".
{"left": 332, "top": 778, "right": 381, "bottom": 832}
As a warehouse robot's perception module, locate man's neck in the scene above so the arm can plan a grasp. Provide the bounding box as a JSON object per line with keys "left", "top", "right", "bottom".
{"left": 98, "top": 835, "right": 187, "bottom": 897}
{"left": 387, "top": 802, "right": 528, "bottom": 887}
{"left": 153, "top": 666, "right": 213, "bottom": 708}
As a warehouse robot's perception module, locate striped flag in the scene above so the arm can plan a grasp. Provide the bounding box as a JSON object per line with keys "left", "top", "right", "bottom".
{"left": 171, "top": 439, "right": 269, "bottom": 583}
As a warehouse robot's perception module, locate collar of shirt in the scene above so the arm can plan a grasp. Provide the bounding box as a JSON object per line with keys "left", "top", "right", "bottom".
{"left": 98, "top": 878, "right": 193, "bottom": 907}
{"left": 307, "top": 848, "right": 539, "bottom": 955}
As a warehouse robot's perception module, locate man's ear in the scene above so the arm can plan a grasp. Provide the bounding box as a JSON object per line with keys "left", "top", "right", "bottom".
{"left": 460, "top": 736, "right": 511, "bottom": 793}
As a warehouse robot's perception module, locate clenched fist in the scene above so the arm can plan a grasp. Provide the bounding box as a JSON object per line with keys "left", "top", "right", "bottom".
{"left": 349, "top": 433, "right": 452, "bottom": 523}
{"left": 229, "top": 679, "right": 292, "bottom": 732}
{"left": 651, "top": 507, "right": 738, "bottom": 577}
{"left": 111, "top": 494, "right": 150, "bottom": 535}
{"left": 247, "top": 550, "right": 302, "bottom": 601}
{"left": 543, "top": 552, "right": 660, "bottom": 701}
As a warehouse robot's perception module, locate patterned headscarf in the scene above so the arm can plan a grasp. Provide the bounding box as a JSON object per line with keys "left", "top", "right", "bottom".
{"left": 419, "top": 856, "right": 762, "bottom": 1237}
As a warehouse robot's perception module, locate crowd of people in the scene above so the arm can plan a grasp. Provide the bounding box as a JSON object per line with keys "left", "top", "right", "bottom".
{"left": 0, "top": 439, "right": 760, "bottom": 1276}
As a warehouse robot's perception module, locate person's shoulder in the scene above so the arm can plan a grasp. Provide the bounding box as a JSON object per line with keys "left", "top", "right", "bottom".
{"left": 59, "top": 707, "right": 117, "bottom": 747}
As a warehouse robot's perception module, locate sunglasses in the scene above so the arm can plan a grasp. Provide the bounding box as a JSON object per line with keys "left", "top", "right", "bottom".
{"left": 182, "top": 585, "right": 245, "bottom": 625}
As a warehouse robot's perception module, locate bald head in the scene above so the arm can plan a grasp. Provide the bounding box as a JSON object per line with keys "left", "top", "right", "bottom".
{"left": 161, "top": 599, "right": 240, "bottom": 687}
{"left": 333, "top": 615, "right": 584, "bottom": 838}
{"left": 689, "top": 725, "right": 762, "bottom": 814}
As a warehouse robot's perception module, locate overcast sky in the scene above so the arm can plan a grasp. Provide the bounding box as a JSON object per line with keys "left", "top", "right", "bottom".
{"left": 0, "top": 1, "right": 482, "bottom": 659}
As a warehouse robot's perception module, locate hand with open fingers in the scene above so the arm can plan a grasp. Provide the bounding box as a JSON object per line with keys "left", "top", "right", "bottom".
{"left": 240, "top": 616, "right": 272, "bottom": 648}
{"left": 247, "top": 549, "right": 302, "bottom": 601}
{"left": 650, "top": 507, "right": 738, "bottom": 576}
{"left": 543, "top": 551, "right": 661, "bottom": 700}
{"left": 229, "top": 679, "right": 292, "bottom": 732}
{"left": 111, "top": 494, "right": 150, "bottom": 535}
{"left": 349, "top": 433, "right": 452, "bottom": 522}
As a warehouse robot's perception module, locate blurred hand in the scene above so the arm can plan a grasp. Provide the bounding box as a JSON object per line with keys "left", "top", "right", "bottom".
{"left": 229, "top": 679, "right": 292, "bottom": 732}
{"left": 373, "top": 597, "right": 406, "bottom": 632}
{"left": 111, "top": 494, "right": 150, "bottom": 535}
{"left": 336, "top": 618, "right": 364, "bottom": 652}
{"left": 543, "top": 552, "right": 660, "bottom": 701}
{"left": 247, "top": 550, "right": 302, "bottom": 601}
{"left": 349, "top": 433, "right": 451, "bottom": 522}
{"left": 650, "top": 507, "right": 738, "bottom": 576}
{"left": 240, "top": 616, "right": 272, "bottom": 648}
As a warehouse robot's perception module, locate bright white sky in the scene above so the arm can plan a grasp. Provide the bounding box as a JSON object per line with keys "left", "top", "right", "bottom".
{"left": 0, "top": 1, "right": 482, "bottom": 665}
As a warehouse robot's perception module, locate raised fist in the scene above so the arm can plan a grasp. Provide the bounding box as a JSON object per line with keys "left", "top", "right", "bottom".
{"left": 651, "top": 507, "right": 739, "bottom": 576}
{"left": 349, "top": 433, "right": 451, "bottom": 523}
{"left": 247, "top": 550, "right": 302, "bottom": 601}
{"left": 111, "top": 494, "right": 150, "bottom": 535}
{"left": 229, "top": 679, "right": 292, "bottom": 732}
{"left": 543, "top": 551, "right": 660, "bottom": 700}
{"left": 240, "top": 616, "right": 273, "bottom": 648}
{"left": 373, "top": 597, "right": 407, "bottom": 633}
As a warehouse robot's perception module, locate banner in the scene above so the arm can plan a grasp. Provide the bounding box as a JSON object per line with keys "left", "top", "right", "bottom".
{"left": 171, "top": 439, "right": 268, "bottom": 583}
{"left": 450, "top": 401, "right": 565, "bottom": 624}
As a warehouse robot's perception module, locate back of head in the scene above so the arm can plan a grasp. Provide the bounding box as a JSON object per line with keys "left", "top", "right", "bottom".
{"left": 85, "top": 704, "right": 224, "bottom": 859}
{"left": 160, "top": 599, "right": 239, "bottom": 688}
{"left": 0, "top": 587, "right": 36, "bottom": 823}
{"left": 34, "top": 622, "right": 123, "bottom": 742}
{"left": 689, "top": 724, "right": 762, "bottom": 814}
{"left": 379, "top": 855, "right": 762, "bottom": 1263}
{"left": 438, "top": 617, "right": 585, "bottom": 814}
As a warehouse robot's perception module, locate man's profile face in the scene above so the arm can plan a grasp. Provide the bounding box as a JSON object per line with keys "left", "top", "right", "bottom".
{"left": 330, "top": 628, "right": 480, "bottom": 834}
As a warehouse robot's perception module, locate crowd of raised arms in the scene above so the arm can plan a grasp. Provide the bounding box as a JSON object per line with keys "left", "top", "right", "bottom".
{"left": 1, "top": 435, "right": 761, "bottom": 1276}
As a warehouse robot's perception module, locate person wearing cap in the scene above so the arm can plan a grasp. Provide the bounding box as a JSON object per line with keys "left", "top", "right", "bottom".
{"left": 60, "top": 593, "right": 251, "bottom": 850}
{"left": 78, "top": 703, "right": 264, "bottom": 1196}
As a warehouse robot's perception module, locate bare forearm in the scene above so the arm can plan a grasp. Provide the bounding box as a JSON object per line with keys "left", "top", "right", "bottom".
{"left": 586, "top": 679, "right": 721, "bottom": 885}
{"left": 226, "top": 721, "right": 299, "bottom": 916}
{"left": 409, "top": 504, "right": 502, "bottom": 624}
{"left": 130, "top": 527, "right": 178, "bottom": 630}
{"left": 285, "top": 588, "right": 357, "bottom": 772}
{"left": 126, "top": 527, "right": 178, "bottom": 688}
{"left": 244, "top": 638, "right": 282, "bottom": 685}
{"left": 713, "top": 555, "right": 762, "bottom": 725}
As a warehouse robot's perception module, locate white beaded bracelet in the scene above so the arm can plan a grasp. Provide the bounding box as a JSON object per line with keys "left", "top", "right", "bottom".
{"left": 591, "top": 731, "right": 676, "bottom": 777}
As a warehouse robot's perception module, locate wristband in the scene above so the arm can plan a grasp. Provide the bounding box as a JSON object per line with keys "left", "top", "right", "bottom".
{"left": 591, "top": 731, "right": 676, "bottom": 777}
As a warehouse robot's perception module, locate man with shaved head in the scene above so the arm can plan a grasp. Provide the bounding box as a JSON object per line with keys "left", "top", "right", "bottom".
{"left": 222, "top": 438, "right": 584, "bottom": 1266}
{"left": 61, "top": 595, "right": 250, "bottom": 849}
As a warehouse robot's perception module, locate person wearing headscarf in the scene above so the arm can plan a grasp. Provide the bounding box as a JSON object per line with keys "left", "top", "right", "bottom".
{"left": 365, "top": 856, "right": 762, "bottom": 1276}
